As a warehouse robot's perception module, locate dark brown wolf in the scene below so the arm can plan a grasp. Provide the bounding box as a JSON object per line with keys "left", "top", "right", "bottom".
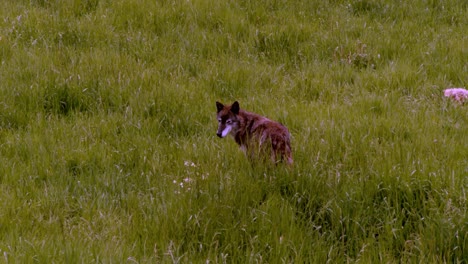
{"left": 216, "top": 101, "right": 293, "bottom": 165}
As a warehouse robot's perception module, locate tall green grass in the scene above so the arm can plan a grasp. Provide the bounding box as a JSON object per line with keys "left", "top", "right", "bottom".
{"left": 0, "top": 0, "right": 467, "bottom": 262}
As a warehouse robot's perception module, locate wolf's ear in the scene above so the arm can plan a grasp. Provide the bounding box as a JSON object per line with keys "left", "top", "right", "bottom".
{"left": 231, "top": 101, "right": 240, "bottom": 114}
{"left": 216, "top": 102, "right": 224, "bottom": 113}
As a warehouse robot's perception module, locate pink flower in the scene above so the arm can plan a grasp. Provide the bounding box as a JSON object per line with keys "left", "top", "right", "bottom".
{"left": 444, "top": 88, "right": 468, "bottom": 103}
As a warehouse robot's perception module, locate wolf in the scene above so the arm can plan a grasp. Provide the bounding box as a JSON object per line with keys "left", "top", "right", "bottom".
{"left": 216, "top": 101, "right": 293, "bottom": 165}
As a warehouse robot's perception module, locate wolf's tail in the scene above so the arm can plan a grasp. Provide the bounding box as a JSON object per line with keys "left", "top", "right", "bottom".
{"left": 285, "top": 143, "right": 293, "bottom": 165}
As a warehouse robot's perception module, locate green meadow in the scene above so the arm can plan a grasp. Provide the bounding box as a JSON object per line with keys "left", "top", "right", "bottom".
{"left": 0, "top": 0, "right": 467, "bottom": 262}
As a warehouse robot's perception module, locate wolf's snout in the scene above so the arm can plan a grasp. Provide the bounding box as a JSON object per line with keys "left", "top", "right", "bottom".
{"left": 217, "top": 132, "right": 222, "bottom": 138}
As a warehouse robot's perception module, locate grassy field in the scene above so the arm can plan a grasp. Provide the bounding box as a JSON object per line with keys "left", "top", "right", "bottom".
{"left": 0, "top": 0, "right": 467, "bottom": 262}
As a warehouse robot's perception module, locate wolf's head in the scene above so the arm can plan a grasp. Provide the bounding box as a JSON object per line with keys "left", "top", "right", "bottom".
{"left": 216, "top": 101, "right": 240, "bottom": 138}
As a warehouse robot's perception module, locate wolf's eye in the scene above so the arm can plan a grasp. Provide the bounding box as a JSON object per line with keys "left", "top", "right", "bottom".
{"left": 218, "top": 119, "right": 221, "bottom": 123}
{"left": 226, "top": 120, "right": 232, "bottom": 124}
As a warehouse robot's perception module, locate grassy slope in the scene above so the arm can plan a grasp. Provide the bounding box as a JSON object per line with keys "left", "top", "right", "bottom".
{"left": 0, "top": 0, "right": 467, "bottom": 262}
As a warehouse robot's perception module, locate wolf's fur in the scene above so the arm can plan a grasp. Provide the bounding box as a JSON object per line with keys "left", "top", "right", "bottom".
{"left": 216, "top": 101, "right": 293, "bottom": 165}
